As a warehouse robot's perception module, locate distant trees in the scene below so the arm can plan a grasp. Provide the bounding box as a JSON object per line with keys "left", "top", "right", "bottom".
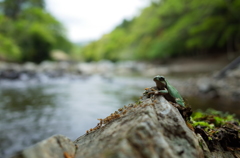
{"left": 0, "top": 0, "right": 72, "bottom": 62}
{"left": 81, "top": 0, "right": 240, "bottom": 61}
{"left": 0, "top": 0, "right": 45, "bottom": 19}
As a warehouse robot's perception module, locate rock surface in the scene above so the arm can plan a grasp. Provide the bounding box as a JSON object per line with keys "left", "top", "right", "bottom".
{"left": 74, "top": 96, "right": 203, "bottom": 158}
{"left": 11, "top": 135, "right": 76, "bottom": 158}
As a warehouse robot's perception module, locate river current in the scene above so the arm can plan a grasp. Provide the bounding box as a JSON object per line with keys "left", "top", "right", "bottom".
{"left": 0, "top": 75, "right": 153, "bottom": 157}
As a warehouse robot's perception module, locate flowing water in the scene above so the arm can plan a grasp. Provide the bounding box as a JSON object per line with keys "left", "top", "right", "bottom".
{"left": 0, "top": 75, "right": 152, "bottom": 157}
{"left": 0, "top": 75, "right": 239, "bottom": 157}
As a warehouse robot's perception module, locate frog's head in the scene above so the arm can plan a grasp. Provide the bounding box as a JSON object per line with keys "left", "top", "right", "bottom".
{"left": 153, "top": 75, "right": 167, "bottom": 88}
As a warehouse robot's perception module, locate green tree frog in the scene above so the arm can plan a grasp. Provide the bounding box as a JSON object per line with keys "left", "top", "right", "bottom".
{"left": 153, "top": 75, "right": 185, "bottom": 107}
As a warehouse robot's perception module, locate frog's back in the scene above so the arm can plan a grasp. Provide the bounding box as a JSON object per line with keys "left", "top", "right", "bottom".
{"left": 166, "top": 81, "right": 185, "bottom": 106}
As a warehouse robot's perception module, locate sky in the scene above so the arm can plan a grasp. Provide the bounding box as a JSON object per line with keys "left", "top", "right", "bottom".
{"left": 45, "top": 0, "right": 150, "bottom": 43}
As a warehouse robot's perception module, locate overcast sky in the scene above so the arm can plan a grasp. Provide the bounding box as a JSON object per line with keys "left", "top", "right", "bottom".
{"left": 45, "top": 0, "right": 150, "bottom": 43}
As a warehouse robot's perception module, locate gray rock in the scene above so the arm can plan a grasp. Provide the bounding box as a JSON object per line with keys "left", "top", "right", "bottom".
{"left": 11, "top": 135, "right": 76, "bottom": 158}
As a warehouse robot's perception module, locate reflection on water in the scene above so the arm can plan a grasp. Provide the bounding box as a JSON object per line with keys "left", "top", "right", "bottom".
{"left": 0, "top": 75, "right": 239, "bottom": 157}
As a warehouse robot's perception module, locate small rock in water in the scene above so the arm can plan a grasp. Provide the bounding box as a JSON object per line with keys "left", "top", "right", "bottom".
{"left": 197, "top": 78, "right": 219, "bottom": 98}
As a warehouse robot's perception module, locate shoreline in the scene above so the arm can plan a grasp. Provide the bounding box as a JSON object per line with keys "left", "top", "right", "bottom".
{"left": 0, "top": 54, "right": 239, "bottom": 103}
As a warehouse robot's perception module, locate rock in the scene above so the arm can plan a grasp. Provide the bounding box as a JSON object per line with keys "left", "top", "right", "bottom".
{"left": 22, "top": 62, "right": 37, "bottom": 72}
{"left": 197, "top": 78, "right": 219, "bottom": 98}
{"left": 50, "top": 50, "right": 70, "bottom": 61}
{"left": 226, "top": 66, "right": 240, "bottom": 79}
{"left": 0, "top": 69, "right": 20, "bottom": 80}
{"left": 11, "top": 135, "right": 76, "bottom": 158}
{"left": 214, "top": 56, "right": 240, "bottom": 79}
{"left": 76, "top": 62, "right": 97, "bottom": 75}
{"left": 73, "top": 96, "right": 203, "bottom": 158}
{"left": 39, "top": 61, "right": 57, "bottom": 72}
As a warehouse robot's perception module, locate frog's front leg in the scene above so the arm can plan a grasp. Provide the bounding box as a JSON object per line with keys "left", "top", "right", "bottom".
{"left": 152, "top": 88, "right": 169, "bottom": 96}
{"left": 158, "top": 89, "right": 168, "bottom": 94}
{"left": 145, "top": 87, "right": 168, "bottom": 98}
{"left": 148, "top": 89, "right": 168, "bottom": 94}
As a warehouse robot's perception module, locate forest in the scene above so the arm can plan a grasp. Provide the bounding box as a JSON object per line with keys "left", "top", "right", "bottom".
{"left": 0, "top": 0, "right": 239, "bottom": 63}
{"left": 81, "top": 0, "right": 240, "bottom": 61}
{"left": 0, "top": 0, "right": 72, "bottom": 63}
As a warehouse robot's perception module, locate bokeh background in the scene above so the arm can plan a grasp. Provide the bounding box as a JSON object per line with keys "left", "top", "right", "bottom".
{"left": 0, "top": 0, "right": 239, "bottom": 157}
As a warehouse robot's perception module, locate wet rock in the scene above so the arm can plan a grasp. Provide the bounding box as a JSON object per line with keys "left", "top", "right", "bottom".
{"left": 197, "top": 78, "right": 219, "bottom": 98}
{"left": 0, "top": 69, "right": 20, "bottom": 80}
{"left": 232, "top": 90, "right": 240, "bottom": 100}
{"left": 50, "top": 50, "right": 70, "bottom": 61}
{"left": 197, "top": 79, "right": 214, "bottom": 93}
{"left": 39, "top": 61, "right": 58, "bottom": 72}
{"left": 22, "top": 62, "right": 37, "bottom": 72}
{"left": 226, "top": 65, "right": 240, "bottom": 79}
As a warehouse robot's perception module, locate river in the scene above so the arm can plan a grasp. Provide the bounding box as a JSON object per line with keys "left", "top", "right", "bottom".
{"left": 0, "top": 75, "right": 239, "bottom": 157}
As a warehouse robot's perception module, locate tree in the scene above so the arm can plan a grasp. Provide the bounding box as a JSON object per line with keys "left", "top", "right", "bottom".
{"left": 15, "top": 8, "right": 72, "bottom": 62}
{"left": 0, "top": 0, "right": 72, "bottom": 63}
{"left": 0, "top": 34, "right": 21, "bottom": 61}
{"left": 81, "top": 0, "right": 240, "bottom": 61}
{"left": 0, "top": 0, "right": 44, "bottom": 19}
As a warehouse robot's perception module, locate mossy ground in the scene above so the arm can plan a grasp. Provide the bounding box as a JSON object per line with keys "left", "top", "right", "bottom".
{"left": 191, "top": 109, "right": 239, "bottom": 129}
{"left": 190, "top": 109, "right": 240, "bottom": 151}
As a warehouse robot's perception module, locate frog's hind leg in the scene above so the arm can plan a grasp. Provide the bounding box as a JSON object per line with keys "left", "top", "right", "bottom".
{"left": 176, "top": 98, "right": 185, "bottom": 107}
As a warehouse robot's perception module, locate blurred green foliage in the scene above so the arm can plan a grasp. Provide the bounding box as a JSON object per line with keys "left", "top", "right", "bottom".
{"left": 81, "top": 0, "right": 240, "bottom": 61}
{"left": 0, "top": 0, "right": 72, "bottom": 63}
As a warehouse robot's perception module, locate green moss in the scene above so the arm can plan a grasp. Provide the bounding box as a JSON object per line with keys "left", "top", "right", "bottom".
{"left": 208, "top": 137, "right": 212, "bottom": 141}
{"left": 199, "top": 142, "right": 203, "bottom": 149}
{"left": 191, "top": 111, "right": 206, "bottom": 120}
{"left": 191, "top": 109, "right": 239, "bottom": 150}
{"left": 191, "top": 109, "right": 239, "bottom": 137}
{"left": 193, "top": 121, "right": 210, "bottom": 127}
{"left": 191, "top": 109, "right": 239, "bottom": 127}
{"left": 135, "top": 100, "right": 142, "bottom": 105}
{"left": 213, "top": 116, "right": 224, "bottom": 126}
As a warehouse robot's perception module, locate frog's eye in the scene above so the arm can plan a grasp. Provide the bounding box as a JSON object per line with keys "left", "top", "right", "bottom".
{"left": 159, "top": 76, "right": 165, "bottom": 80}
{"left": 154, "top": 76, "right": 165, "bottom": 82}
{"left": 155, "top": 76, "right": 164, "bottom": 80}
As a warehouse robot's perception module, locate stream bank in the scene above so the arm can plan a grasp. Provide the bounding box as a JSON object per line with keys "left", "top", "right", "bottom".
{"left": 0, "top": 55, "right": 239, "bottom": 103}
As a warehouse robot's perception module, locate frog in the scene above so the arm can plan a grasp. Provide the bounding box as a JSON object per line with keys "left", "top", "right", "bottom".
{"left": 153, "top": 75, "right": 185, "bottom": 107}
